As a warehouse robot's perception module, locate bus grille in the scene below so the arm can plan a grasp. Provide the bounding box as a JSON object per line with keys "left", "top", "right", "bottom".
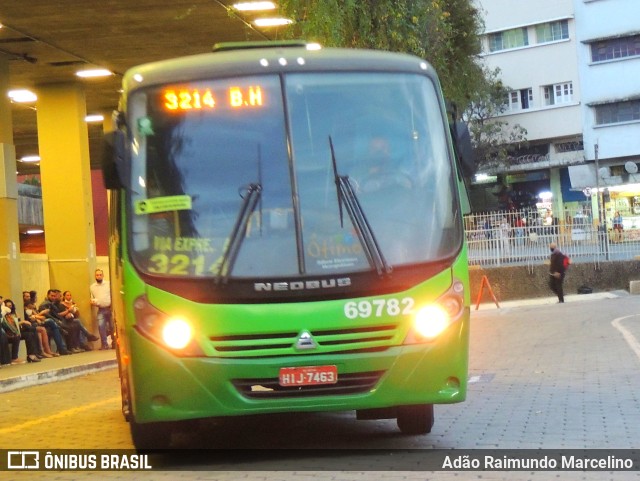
{"left": 209, "top": 324, "right": 397, "bottom": 358}
{"left": 232, "top": 371, "right": 385, "bottom": 399}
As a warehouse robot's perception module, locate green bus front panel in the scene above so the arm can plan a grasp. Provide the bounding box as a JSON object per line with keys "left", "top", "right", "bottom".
{"left": 121, "top": 263, "right": 469, "bottom": 424}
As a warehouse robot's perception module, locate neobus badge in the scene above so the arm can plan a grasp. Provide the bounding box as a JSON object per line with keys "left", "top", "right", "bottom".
{"left": 254, "top": 277, "right": 352, "bottom": 291}
{"left": 295, "top": 330, "right": 317, "bottom": 350}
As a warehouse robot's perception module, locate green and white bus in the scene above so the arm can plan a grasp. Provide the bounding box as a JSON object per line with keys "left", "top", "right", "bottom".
{"left": 104, "top": 42, "right": 472, "bottom": 449}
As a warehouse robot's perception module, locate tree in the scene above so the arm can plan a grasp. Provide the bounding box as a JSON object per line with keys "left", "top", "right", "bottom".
{"left": 462, "top": 67, "right": 528, "bottom": 170}
{"left": 276, "top": 0, "right": 485, "bottom": 110}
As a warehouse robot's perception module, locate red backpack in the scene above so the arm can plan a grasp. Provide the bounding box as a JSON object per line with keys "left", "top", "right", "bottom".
{"left": 563, "top": 254, "right": 571, "bottom": 270}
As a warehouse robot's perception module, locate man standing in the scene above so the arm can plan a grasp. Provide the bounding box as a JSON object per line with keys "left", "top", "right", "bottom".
{"left": 548, "top": 242, "right": 567, "bottom": 303}
{"left": 90, "top": 269, "right": 113, "bottom": 350}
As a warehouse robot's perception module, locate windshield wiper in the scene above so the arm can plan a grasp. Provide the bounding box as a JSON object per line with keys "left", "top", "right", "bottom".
{"left": 329, "top": 136, "right": 391, "bottom": 276}
{"left": 215, "top": 145, "right": 264, "bottom": 285}
{"left": 215, "top": 182, "right": 262, "bottom": 285}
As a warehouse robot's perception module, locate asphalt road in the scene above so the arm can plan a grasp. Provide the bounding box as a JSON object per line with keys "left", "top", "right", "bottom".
{"left": 2, "top": 293, "right": 640, "bottom": 480}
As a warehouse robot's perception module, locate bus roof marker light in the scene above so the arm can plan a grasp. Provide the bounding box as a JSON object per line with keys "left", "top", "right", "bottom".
{"left": 133, "top": 73, "right": 144, "bottom": 83}
{"left": 305, "top": 43, "right": 322, "bottom": 51}
{"left": 259, "top": 58, "right": 269, "bottom": 67}
{"left": 232, "top": 1, "right": 276, "bottom": 11}
{"left": 8, "top": 89, "right": 37, "bottom": 103}
{"left": 420, "top": 62, "right": 428, "bottom": 70}
{"left": 278, "top": 57, "right": 287, "bottom": 66}
{"left": 296, "top": 57, "right": 305, "bottom": 65}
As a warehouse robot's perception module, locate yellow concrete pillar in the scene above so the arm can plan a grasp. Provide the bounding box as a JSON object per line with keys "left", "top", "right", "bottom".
{"left": 36, "top": 83, "right": 96, "bottom": 324}
{"left": 0, "top": 55, "right": 23, "bottom": 304}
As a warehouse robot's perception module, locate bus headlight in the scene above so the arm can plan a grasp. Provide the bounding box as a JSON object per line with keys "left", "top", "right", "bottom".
{"left": 162, "top": 318, "right": 192, "bottom": 349}
{"left": 133, "top": 296, "right": 203, "bottom": 356}
{"left": 414, "top": 305, "right": 450, "bottom": 340}
{"left": 403, "top": 280, "right": 465, "bottom": 344}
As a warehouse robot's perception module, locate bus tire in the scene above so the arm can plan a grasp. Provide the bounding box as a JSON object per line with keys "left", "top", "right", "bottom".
{"left": 396, "top": 404, "right": 434, "bottom": 435}
{"left": 116, "top": 350, "right": 132, "bottom": 422}
{"left": 130, "top": 419, "right": 173, "bottom": 450}
{"left": 119, "top": 372, "right": 131, "bottom": 421}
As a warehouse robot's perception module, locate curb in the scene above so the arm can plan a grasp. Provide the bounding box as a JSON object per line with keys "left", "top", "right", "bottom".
{"left": 474, "top": 290, "right": 629, "bottom": 311}
{"left": 0, "top": 359, "right": 117, "bottom": 394}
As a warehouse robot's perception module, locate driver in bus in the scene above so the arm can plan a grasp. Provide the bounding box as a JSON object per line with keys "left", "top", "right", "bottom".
{"left": 353, "top": 135, "right": 412, "bottom": 193}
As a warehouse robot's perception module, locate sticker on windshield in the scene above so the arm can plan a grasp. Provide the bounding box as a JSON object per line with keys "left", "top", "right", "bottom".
{"left": 137, "top": 117, "right": 155, "bottom": 136}
{"left": 306, "top": 232, "right": 363, "bottom": 270}
{"left": 134, "top": 195, "right": 192, "bottom": 215}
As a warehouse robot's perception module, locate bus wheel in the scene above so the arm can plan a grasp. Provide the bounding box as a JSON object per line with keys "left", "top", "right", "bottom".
{"left": 119, "top": 372, "right": 132, "bottom": 422}
{"left": 396, "top": 404, "right": 434, "bottom": 435}
{"left": 130, "top": 420, "right": 173, "bottom": 450}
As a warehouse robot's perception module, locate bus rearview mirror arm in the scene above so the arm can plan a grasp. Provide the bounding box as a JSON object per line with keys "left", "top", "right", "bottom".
{"left": 102, "top": 129, "right": 127, "bottom": 190}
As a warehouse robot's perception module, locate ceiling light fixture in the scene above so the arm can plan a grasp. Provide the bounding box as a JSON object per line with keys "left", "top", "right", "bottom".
{"left": 8, "top": 89, "right": 37, "bottom": 103}
{"left": 253, "top": 17, "right": 294, "bottom": 27}
{"left": 232, "top": 1, "right": 276, "bottom": 11}
{"left": 85, "top": 114, "right": 104, "bottom": 122}
{"left": 26, "top": 229, "right": 44, "bottom": 235}
{"left": 20, "top": 155, "right": 41, "bottom": 162}
{"left": 76, "top": 68, "right": 113, "bottom": 78}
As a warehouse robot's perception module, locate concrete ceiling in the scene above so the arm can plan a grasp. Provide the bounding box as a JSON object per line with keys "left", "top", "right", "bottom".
{"left": 0, "top": 0, "right": 284, "bottom": 175}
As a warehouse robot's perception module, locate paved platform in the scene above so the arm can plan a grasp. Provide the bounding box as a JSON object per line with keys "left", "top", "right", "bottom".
{"left": 0, "top": 348, "right": 116, "bottom": 393}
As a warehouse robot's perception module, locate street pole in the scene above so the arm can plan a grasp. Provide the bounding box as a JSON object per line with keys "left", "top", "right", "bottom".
{"left": 594, "top": 143, "right": 609, "bottom": 260}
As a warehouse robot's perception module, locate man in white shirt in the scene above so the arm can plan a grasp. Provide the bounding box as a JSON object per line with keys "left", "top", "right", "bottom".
{"left": 90, "top": 269, "right": 113, "bottom": 349}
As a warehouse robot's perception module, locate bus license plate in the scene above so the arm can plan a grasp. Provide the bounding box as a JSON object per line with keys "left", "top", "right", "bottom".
{"left": 279, "top": 365, "right": 338, "bottom": 387}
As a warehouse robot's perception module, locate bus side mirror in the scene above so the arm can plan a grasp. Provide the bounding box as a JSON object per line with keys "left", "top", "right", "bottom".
{"left": 451, "top": 121, "right": 475, "bottom": 179}
{"left": 102, "top": 130, "right": 126, "bottom": 190}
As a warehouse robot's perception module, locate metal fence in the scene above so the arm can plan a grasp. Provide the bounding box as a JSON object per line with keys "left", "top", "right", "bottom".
{"left": 465, "top": 207, "right": 640, "bottom": 269}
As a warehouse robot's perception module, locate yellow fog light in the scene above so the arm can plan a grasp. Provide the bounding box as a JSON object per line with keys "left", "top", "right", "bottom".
{"left": 162, "top": 318, "right": 192, "bottom": 349}
{"left": 414, "top": 305, "right": 450, "bottom": 340}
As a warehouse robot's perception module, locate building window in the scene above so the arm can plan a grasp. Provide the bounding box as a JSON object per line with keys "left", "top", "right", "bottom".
{"left": 520, "top": 88, "right": 533, "bottom": 109}
{"left": 488, "top": 28, "right": 529, "bottom": 52}
{"left": 595, "top": 100, "right": 640, "bottom": 125}
{"left": 506, "top": 91, "right": 519, "bottom": 110}
{"left": 543, "top": 82, "right": 573, "bottom": 106}
{"left": 536, "top": 20, "right": 569, "bottom": 43}
{"left": 590, "top": 34, "right": 640, "bottom": 62}
{"left": 555, "top": 138, "right": 584, "bottom": 153}
{"left": 506, "top": 88, "right": 533, "bottom": 111}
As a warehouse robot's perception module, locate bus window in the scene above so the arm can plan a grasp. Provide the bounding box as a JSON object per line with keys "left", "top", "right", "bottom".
{"left": 286, "top": 72, "right": 457, "bottom": 274}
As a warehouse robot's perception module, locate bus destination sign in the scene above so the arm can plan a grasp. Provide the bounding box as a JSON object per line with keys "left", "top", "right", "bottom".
{"left": 162, "top": 85, "right": 264, "bottom": 111}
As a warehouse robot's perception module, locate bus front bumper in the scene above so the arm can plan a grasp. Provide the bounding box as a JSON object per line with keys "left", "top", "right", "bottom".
{"left": 127, "top": 319, "right": 468, "bottom": 424}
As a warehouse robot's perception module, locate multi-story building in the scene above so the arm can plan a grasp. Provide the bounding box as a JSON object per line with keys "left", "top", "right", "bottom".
{"left": 572, "top": 0, "right": 640, "bottom": 230}
{"left": 472, "top": 0, "right": 640, "bottom": 230}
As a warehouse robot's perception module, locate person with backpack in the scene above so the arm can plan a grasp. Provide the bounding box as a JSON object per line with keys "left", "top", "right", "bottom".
{"left": 548, "top": 242, "right": 568, "bottom": 303}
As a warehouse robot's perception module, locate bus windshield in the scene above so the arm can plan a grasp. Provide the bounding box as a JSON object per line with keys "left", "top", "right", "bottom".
{"left": 127, "top": 71, "right": 461, "bottom": 280}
